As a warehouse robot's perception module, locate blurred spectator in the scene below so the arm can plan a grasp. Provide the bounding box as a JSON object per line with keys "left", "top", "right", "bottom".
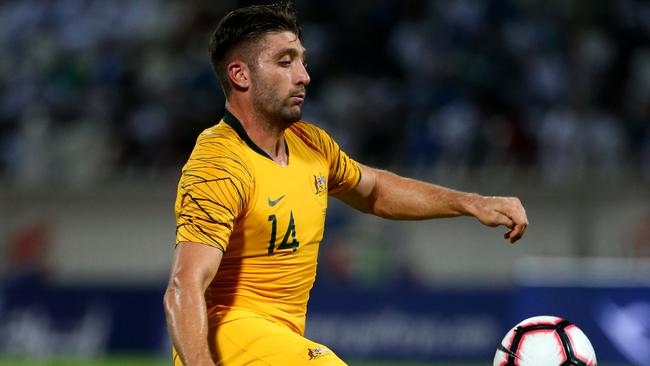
{"left": 536, "top": 106, "right": 583, "bottom": 183}
{"left": 0, "top": 0, "right": 648, "bottom": 186}
{"left": 6, "top": 218, "right": 53, "bottom": 288}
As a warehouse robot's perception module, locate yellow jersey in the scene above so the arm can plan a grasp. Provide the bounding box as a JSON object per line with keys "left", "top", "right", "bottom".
{"left": 174, "top": 110, "right": 361, "bottom": 335}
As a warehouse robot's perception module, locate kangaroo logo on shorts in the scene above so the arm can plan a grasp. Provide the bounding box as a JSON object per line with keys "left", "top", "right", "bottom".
{"left": 307, "top": 346, "right": 329, "bottom": 360}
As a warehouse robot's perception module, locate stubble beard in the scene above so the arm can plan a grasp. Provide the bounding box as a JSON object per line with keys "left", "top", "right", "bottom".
{"left": 251, "top": 82, "right": 303, "bottom": 128}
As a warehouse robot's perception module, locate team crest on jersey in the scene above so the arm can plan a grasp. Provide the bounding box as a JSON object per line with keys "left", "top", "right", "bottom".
{"left": 307, "top": 346, "right": 330, "bottom": 360}
{"left": 313, "top": 172, "right": 327, "bottom": 196}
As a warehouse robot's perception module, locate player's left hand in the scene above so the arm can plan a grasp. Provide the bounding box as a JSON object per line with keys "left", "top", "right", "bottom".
{"left": 472, "top": 196, "right": 528, "bottom": 244}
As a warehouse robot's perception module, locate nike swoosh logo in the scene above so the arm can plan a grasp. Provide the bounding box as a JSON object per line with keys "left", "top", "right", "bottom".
{"left": 268, "top": 195, "right": 285, "bottom": 207}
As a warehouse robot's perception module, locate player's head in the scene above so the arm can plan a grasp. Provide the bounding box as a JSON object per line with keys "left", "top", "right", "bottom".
{"left": 209, "top": 2, "right": 310, "bottom": 125}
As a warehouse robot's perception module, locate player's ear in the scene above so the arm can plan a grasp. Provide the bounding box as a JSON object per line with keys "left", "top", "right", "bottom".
{"left": 227, "top": 60, "right": 250, "bottom": 91}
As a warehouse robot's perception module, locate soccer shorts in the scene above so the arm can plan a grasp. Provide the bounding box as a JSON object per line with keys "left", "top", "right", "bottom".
{"left": 172, "top": 315, "right": 346, "bottom": 365}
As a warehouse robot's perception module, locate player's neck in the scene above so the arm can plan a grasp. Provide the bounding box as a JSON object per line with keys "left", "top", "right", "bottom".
{"left": 226, "top": 102, "right": 289, "bottom": 166}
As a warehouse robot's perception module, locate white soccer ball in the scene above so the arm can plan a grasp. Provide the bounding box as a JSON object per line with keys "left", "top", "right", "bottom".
{"left": 493, "top": 315, "right": 597, "bottom": 366}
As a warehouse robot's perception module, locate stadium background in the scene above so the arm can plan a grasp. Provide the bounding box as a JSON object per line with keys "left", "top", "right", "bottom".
{"left": 0, "top": 0, "right": 648, "bottom": 365}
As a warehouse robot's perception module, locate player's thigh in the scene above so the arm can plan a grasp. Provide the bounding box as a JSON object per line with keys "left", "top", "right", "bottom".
{"left": 213, "top": 317, "right": 346, "bottom": 366}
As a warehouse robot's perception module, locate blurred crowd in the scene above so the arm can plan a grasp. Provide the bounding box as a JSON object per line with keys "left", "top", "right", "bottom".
{"left": 1, "top": 0, "right": 649, "bottom": 187}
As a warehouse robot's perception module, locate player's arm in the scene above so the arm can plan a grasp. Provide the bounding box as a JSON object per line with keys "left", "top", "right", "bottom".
{"left": 334, "top": 164, "right": 528, "bottom": 243}
{"left": 164, "top": 242, "right": 222, "bottom": 366}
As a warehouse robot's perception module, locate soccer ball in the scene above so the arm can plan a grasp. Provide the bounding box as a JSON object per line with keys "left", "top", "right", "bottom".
{"left": 493, "top": 315, "right": 597, "bottom": 366}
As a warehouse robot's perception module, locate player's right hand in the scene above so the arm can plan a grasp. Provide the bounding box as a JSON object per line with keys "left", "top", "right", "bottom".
{"left": 473, "top": 196, "right": 528, "bottom": 244}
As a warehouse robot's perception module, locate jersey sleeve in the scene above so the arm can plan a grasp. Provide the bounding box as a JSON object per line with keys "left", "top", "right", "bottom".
{"left": 174, "top": 131, "right": 253, "bottom": 251}
{"left": 300, "top": 124, "right": 362, "bottom": 195}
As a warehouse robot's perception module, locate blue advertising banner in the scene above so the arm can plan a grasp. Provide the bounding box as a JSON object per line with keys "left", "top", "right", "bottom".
{"left": 305, "top": 285, "right": 512, "bottom": 362}
{"left": 512, "top": 285, "right": 650, "bottom": 366}
{"left": 1, "top": 280, "right": 647, "bottom": 364}
{"left": 0, "top": 282, "right": 168, "bottom": 356}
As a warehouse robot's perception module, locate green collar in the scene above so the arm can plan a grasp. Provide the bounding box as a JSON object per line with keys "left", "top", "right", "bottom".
{"left": 222, "top": 109, "right": 276, "bottom": 160}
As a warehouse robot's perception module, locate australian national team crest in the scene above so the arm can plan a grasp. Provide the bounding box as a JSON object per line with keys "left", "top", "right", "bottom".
{"left": 307, "top": 346, "right": 330, "bottom": 360}
{"left": 313, "top": 172, "right": 327, "bottom": 196}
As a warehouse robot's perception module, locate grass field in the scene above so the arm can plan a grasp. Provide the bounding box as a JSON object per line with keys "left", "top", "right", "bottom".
{"left": 0, "top": 356, "right": 482, "bottom": 366}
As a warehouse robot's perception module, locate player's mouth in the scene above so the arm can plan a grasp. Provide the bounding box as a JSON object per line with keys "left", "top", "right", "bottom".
{"left": 290, "top": 93, "right": 305, "bottom": 104}
{"left": 289, "top": 89, "right": 306, "bottom": 104}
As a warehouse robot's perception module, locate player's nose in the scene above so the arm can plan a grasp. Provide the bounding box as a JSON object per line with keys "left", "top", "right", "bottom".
{"left": 295, "top": 63, "right": 310, "bottom": 86}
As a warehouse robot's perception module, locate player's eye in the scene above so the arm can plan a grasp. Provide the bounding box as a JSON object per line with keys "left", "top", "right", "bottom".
{"left": 279, "top": 60, "right": 291, "bottom": 67}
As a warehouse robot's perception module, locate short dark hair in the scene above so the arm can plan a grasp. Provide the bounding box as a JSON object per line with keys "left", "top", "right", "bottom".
{"left": 208, "top": 2, "right": 301, "bottom": 97}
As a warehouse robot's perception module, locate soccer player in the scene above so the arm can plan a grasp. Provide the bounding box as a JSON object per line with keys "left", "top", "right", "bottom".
{"left": 163, "top": 3, "right": 528, "bottom": 366}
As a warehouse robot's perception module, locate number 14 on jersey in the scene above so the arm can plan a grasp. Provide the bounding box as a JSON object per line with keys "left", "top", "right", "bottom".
{"left": 267, "top": 211, "right": 300, "bottom": 254}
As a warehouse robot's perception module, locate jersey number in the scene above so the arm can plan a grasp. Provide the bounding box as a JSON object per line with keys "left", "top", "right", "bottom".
{"left": 267, "top": 211, "right": 300, "bottom": 254}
